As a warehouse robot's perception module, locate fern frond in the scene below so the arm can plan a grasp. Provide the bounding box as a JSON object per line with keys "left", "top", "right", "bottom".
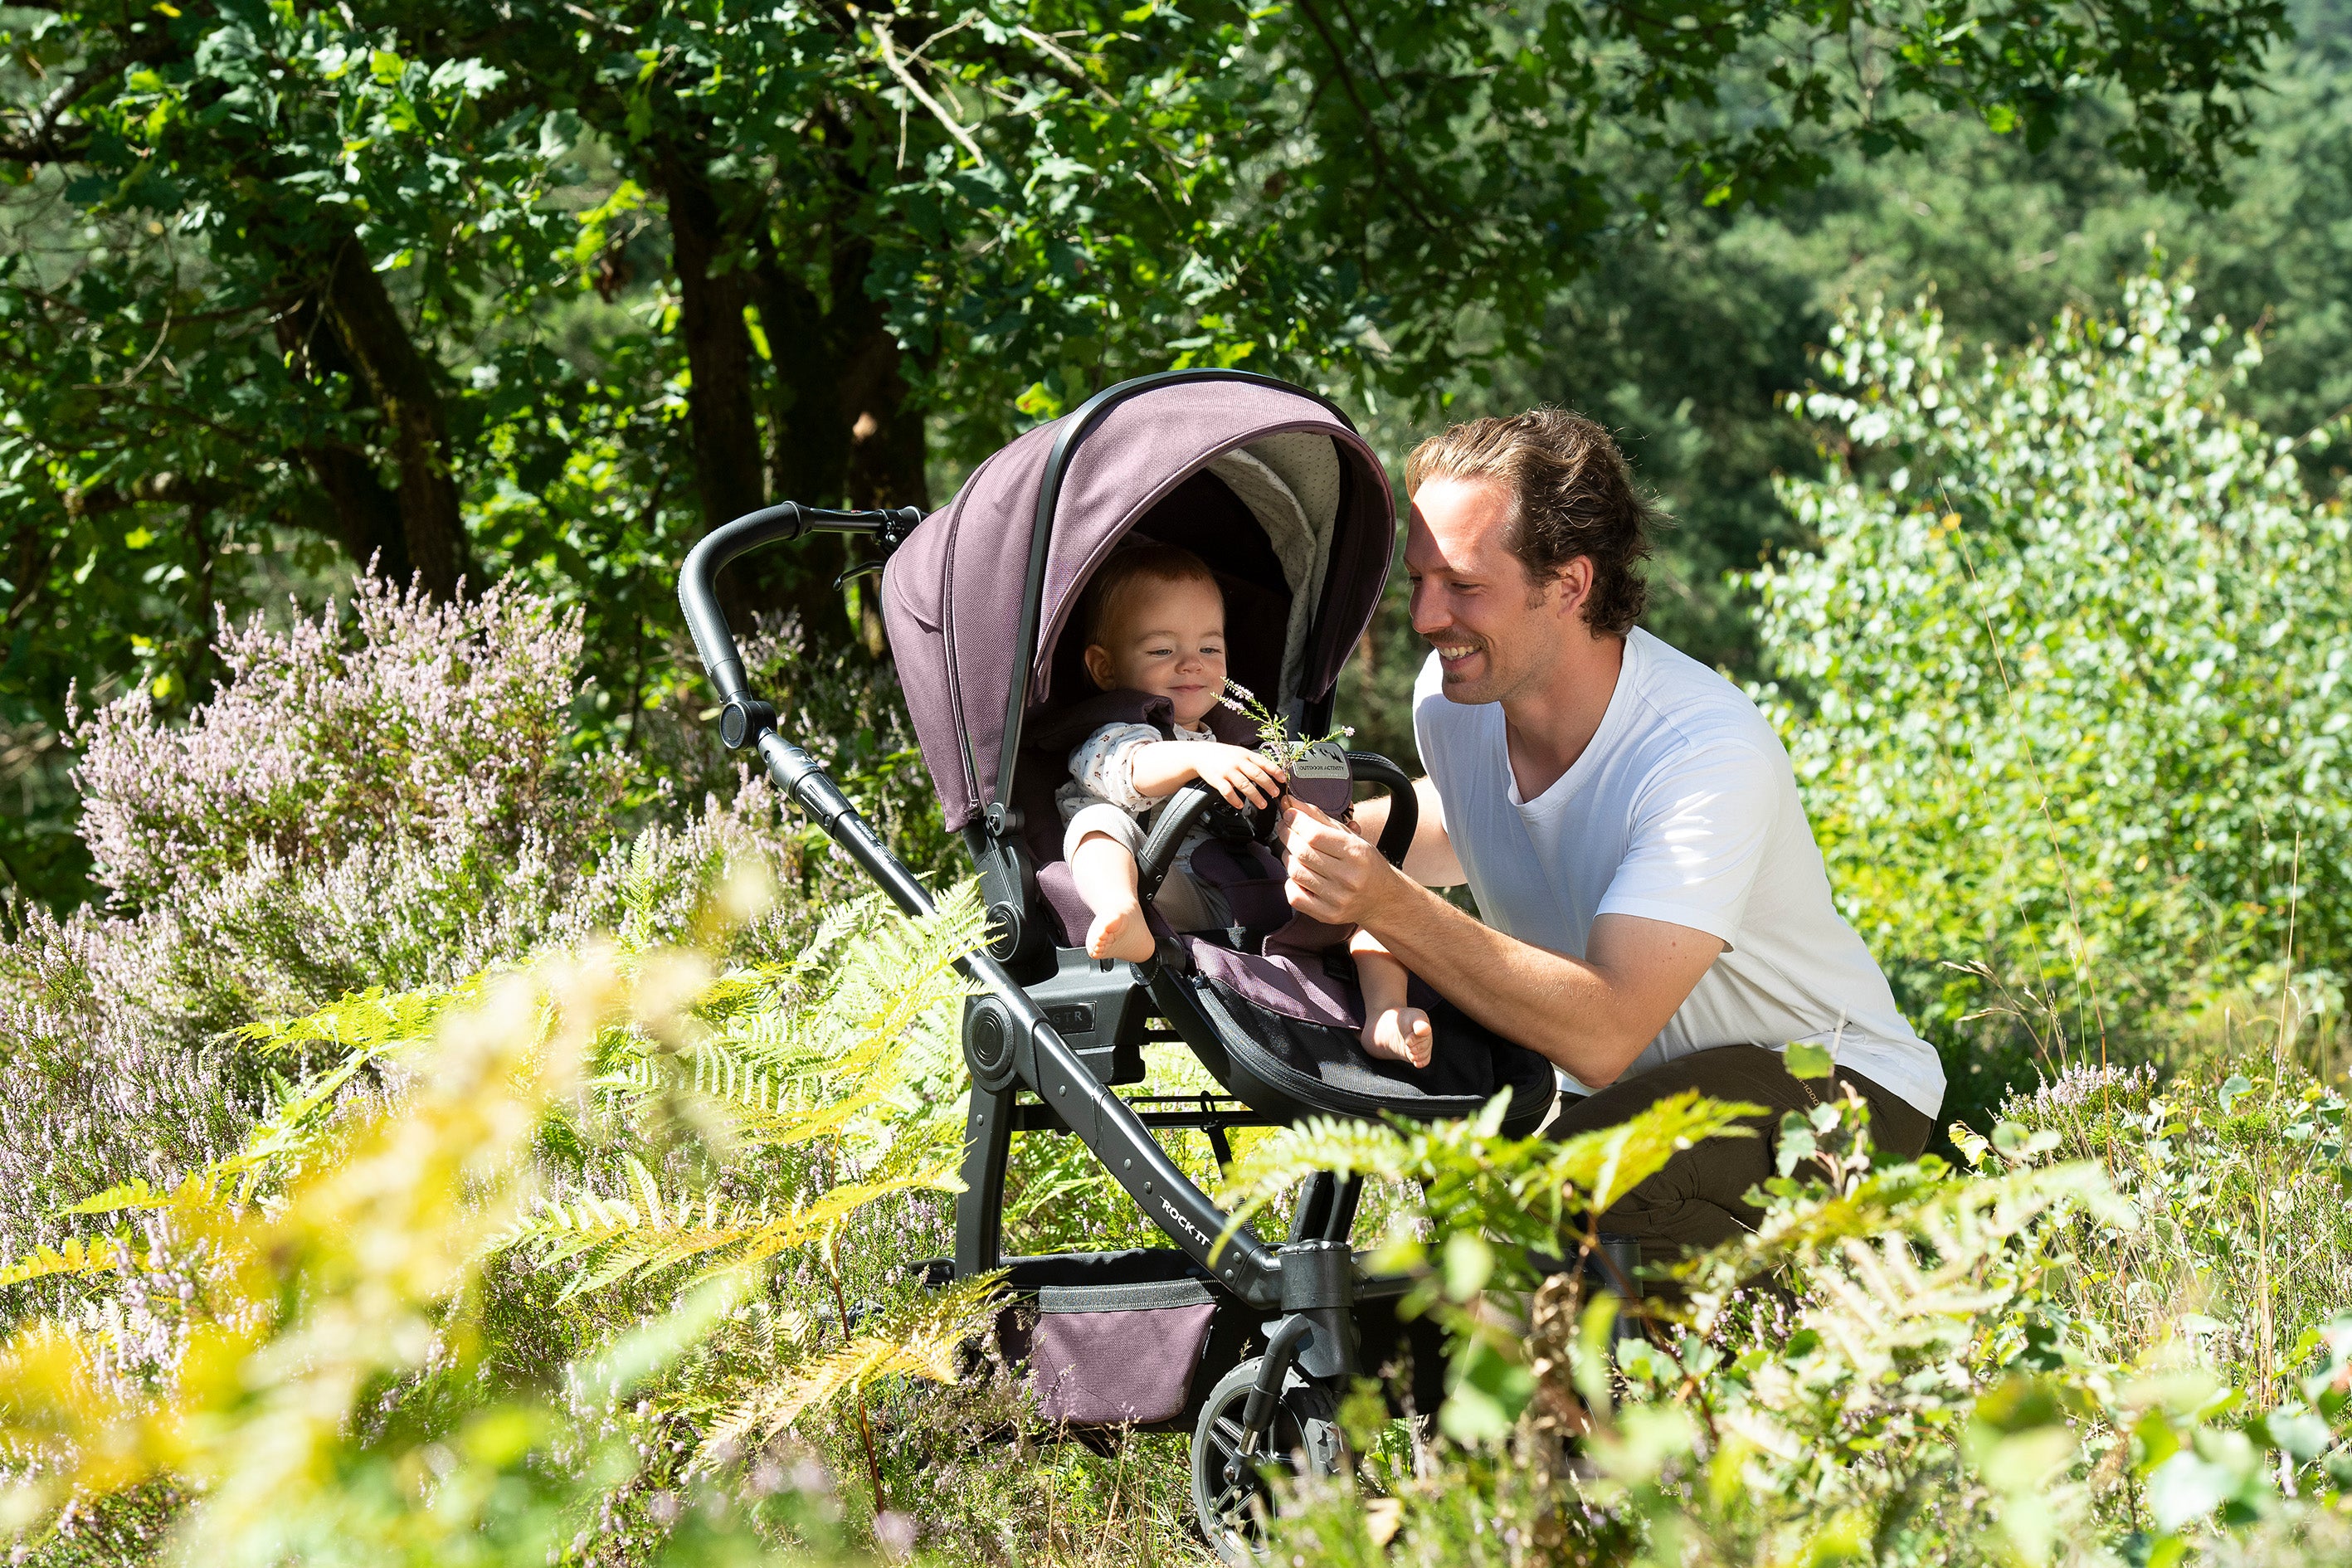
{"left": 694, "top": 1275, "right": 1001, "bottom": 1464}
{"left": 61, "top": 1173, "right": 225, "bottom": 1219}
{"left": 0, "top": 1236, "right": 142, "bottom": 1289}
{"left": 1219, "top": 1115, "right": 1417, "bottom": 1225}
{"left": 588, "top": 887, "right": 981, "bottom": 1159}
{"left": 594, "top": 1041, "right": 892, "bottom": 1151}
{"left": 241, "top": 979, "right": 470, "bottom": 1061}
{"left": 513, "top": 1165, "right": 963, "bottom": 1298}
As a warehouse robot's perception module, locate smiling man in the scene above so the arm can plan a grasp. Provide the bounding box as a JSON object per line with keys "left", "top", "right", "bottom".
{"left": 1279, "top": 409, "right": 1944, "bottom": 1261}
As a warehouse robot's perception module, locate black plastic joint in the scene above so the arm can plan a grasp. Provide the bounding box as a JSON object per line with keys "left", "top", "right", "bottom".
{"left": 1278, "top": 1239, "right": 1355, "bottom": 1312}
{"left": 796, "top": 778, "right": 858, "bottom": 832}
{"left": 962, "top": 996, "right": 1020, "bottom": 1091}
{"left": 718, "top": 697, "right": 777, "bottom": 750}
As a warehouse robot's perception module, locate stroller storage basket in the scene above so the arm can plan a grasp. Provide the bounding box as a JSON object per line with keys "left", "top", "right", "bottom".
{"left": 921, "top": 1249, "right": 1255, "bottom": 1432}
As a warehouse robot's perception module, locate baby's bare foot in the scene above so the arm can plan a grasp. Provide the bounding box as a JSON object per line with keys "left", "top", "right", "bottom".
{"left": 1364, "top": 1007, "right": 1434, "bottom": 1069}
{"left": 1086, "top": 902, "right": 1157, "bottom": 962}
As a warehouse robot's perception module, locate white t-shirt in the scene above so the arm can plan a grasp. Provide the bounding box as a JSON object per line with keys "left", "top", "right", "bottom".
{"left": 1411, "top": 629, "right": 1944, "bottom": 1117}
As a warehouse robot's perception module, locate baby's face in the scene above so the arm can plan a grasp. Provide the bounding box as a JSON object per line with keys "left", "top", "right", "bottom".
{"left": 1084, "top": 575, "right": 1229, "bottom": 728}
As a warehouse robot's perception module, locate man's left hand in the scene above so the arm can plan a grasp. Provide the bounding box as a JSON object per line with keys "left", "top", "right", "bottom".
{"left": 1280, "top": 800, "right": 1400, "bottom": 926}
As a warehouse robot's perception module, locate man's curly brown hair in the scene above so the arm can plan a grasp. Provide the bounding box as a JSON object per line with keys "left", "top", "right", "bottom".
{"left": 1405, "top": 408, "right": 1661, "bottom": 636}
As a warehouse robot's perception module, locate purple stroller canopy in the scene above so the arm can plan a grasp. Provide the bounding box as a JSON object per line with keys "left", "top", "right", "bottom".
{"left": 882, "top": 378, "right": 1396, "bottom": 833}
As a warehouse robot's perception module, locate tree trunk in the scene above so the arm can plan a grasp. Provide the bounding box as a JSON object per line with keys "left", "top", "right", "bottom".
{"left": 318, "top": 236, "right": 472, "bottom": 598}
{"left": 659, "top": 153, "right": 767, "bottom": 533}
{"left": 828, "top": 238, "right": 928, "bottom": 514}
{"left": 297, "top": 444, "right": 411, "bottom": 582}
{"left": 749, "top": 242, "right": 854, "bottom": 647}
{"left": 271, "top": 293, "right": 416, "bottom": 582}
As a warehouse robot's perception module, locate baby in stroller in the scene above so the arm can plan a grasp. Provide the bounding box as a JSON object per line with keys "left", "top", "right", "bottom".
{"left": 1057, "top": 541, "right": 1437, "bottom": 1068}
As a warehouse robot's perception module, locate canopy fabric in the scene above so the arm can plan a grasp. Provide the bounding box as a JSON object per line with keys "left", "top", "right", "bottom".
{"left": 880, "top": 379, "right": 1396, "bottom": 833}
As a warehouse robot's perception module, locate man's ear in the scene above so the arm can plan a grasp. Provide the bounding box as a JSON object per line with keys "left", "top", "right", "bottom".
{"left": 1551, "top": 557, "right": 1595, "bottom": 626}
{"left": 1083, "top": 644, "right": 1117, "bottom": 690}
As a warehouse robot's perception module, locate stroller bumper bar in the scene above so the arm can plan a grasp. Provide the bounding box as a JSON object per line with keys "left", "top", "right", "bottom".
{"left": 677, "top": 502, "right": 1351, "bottom": 1313}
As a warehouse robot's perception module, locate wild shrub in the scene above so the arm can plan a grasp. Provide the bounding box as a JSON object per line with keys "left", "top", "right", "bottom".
{"left": 1753, "top": 271, "right": 2352, "bottom": 1112}
{"left": 0, "top": 575, "right": 968, "bottom": 1352}
{"left": 1244, "top": 1070, "right": 2352, "bottom": 1566}
{"left": 0, "top": 879, "right": 998, "bottom": 1565}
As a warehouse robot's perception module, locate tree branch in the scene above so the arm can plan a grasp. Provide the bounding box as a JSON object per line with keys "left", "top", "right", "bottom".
{"left": 0, "top": 49, "right": 132, "bottom": 164}
{"left": 870, "top": 18, "right": 987, "bottom": 168}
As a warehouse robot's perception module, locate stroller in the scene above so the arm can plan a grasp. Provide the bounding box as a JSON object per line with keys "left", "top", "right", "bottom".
{"left": 679, "top": 370, "right": 1559, "bottom": 1553}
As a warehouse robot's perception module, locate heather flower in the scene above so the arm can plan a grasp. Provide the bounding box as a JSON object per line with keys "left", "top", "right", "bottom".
{"left": 2018, "top": 1061, "right": 2159, "bottom": 1114}
{"left": 1219, "top": 678, "right": 1353, "bottom": 769}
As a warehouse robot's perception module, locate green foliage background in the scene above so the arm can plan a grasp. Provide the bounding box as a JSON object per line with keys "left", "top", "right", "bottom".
{"left": 0, "top": 0, "right": 2310, "bottom": 905}
{"left": 4, "top": 0, "right": 2352, "bottom": 1558}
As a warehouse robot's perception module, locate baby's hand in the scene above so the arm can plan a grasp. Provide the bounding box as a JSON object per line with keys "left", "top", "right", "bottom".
{"left": 1190, "top": 744, "right": 1285, "bottom": 811}
{"left": 1362, "top": 1006, "right": 1433, "bottom": 1069}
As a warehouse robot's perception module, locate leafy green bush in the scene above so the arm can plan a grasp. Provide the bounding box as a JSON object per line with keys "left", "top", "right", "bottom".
{"left": 1242, "top": 1067, "right": 2352, "bottom": 1566}
{"left": 1752, "top": 272, "right": 2352, "bottom": 1114}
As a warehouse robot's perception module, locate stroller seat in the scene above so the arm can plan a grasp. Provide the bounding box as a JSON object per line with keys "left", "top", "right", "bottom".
{"left": 991, "top": 494, "right": 1556, "bottom": 1142}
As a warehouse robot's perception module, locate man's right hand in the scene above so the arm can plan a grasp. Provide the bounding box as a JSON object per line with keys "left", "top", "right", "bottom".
{"left": 1279, "top": 799, "right": 1405, "bottom": 927}
{"left": 1337, "top": 777, "right": 1465, "bottom": 888}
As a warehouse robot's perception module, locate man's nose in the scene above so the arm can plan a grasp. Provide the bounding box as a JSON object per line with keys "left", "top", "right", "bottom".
{"left": 1409, "top": 581, "right": 1447, "bottom": 636}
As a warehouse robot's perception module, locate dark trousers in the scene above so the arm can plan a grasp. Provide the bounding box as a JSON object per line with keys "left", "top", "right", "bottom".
{"left": 1545, "top": 1045, "right": 1935, "bottom": 1269}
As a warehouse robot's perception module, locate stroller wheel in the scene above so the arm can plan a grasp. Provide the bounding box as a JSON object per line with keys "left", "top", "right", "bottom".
{"left": 1188, "top": 1356, "right": 1344, "bottom": 1563}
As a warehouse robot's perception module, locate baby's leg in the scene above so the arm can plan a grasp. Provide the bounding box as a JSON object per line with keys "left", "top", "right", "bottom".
{"left": 1070, "top": 832, "right": 1157, "bottom": 962}
{"left": 1351, "top": 930, "right": 1432, "bottom": 1067}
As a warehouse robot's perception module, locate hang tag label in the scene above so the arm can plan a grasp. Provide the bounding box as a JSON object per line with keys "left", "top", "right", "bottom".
{"left": 1288, "top": 742, "right": 1350, "bottom": 781}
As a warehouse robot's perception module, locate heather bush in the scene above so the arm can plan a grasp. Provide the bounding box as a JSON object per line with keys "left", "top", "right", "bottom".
{"left": 0, "top": 572, "right": 961, "bottom": 1348}
{"left": 0, "top": 905, "right": 251, "bottom": 1276}
{"left": 0, "top": 898, "right": 907, "bottom": 1566}
{"left": 0, "top": 867, "right": 1185, "bottom": 1567}
{"left": 72, "top": 576, "right": 624, "bottom": 913}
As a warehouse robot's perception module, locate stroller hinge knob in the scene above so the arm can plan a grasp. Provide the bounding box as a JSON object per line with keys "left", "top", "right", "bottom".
{"left": 718, "top": 697, "right": 777, "bottom": 751}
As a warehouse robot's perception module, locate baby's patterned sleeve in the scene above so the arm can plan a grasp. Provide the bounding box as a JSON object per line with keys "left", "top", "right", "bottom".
{"left": 1067, "top": 722, "right": 1164, "bottom": 813}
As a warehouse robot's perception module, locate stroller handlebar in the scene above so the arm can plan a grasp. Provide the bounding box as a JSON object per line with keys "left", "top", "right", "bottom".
{"left": 673, "top": 491, "right": 1313, "bottom": 1312}
{"left": 678, "top": 501, "right": 922, "bottom": 706}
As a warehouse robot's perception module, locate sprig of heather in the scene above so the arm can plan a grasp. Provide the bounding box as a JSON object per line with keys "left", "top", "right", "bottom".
{"left": 1218, "top": 679, "right": 1354, "bottom": 768}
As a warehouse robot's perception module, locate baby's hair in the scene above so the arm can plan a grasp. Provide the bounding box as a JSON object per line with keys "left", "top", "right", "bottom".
{"left": 1079, "top": 540, "right": 1222, "bottom": 647}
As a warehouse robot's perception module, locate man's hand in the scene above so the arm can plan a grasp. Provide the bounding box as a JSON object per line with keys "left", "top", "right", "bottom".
{"left": 1280, "top": 799, "right": 1400, "bottom": 925}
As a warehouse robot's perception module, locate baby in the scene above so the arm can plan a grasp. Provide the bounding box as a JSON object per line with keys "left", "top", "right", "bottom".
{"left": 1056, "top": 543, "right": 1435, "bottom": 1068}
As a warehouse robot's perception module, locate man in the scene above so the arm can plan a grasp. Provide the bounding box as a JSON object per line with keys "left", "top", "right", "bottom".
{"left": 1279, "top": 409, "right": 1943, "bottom": 1260}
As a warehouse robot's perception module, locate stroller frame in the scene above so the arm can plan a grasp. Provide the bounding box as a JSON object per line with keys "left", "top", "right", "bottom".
{"left": 681, "top": 369, "right": 1485, "bottom": 1541}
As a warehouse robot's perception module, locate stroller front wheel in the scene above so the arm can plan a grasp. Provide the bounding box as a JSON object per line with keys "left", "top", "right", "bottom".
{"left": 1189, "top": 1356, "right": 1345, "bottom": 1563}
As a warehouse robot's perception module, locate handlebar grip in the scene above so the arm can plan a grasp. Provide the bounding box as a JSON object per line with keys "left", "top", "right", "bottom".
{"left": 1344, "top": 752, "right": 1420, "bottom": 869}
{"left": 677, "top": 504, "right": 810, "bottom": 704}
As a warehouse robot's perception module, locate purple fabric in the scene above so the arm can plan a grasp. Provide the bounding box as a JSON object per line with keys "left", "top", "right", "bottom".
{"left": 1285, "top": 772, "right": 1351, "bottom": 819}
{"left": 1034, "top": 860, "right": 1098, "bottom": 948}
{"left": 879, "top": 382, "right": 1395, "bottom": 830}
{"left": 1181, "top": 937, "right": 1364, "bottom": 1031}
{"left": 1030, "top": 1302, "right": 1217, "bottom": 1425}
